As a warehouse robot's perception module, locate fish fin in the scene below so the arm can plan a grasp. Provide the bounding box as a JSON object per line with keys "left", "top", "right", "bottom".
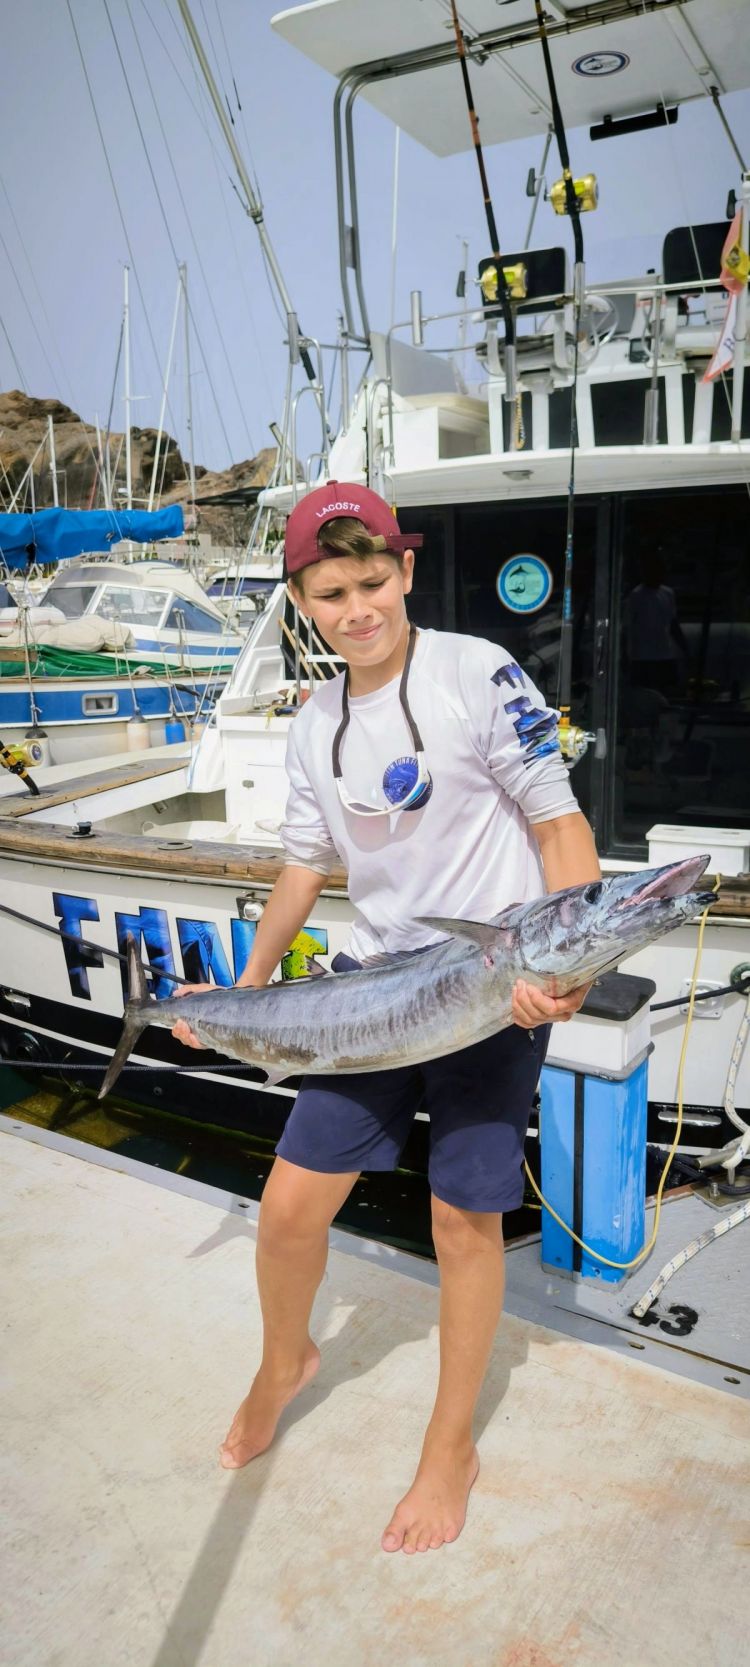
{"left": 358, "top": 948, "right": 425, "bottom": 970}
{"left": 304, "top": 956, "right": 329, "bottom": 978}
{"left": 416, "top": 915, "right": 517, "bottom": 951}
{"left": 98, "top": 933, "right": 151, "bottom": 1101}
{"left": 262, "top": 1067, "right": 290, "bottom": 1088}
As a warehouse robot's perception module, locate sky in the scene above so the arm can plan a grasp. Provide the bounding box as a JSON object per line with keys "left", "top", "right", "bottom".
{"left": 1, "top": 0, "right": 748, "bottom": 475}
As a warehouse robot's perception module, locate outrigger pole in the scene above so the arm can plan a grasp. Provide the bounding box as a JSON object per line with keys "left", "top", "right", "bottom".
{"left": 448, "top": 1, "right": 518, "bottom": 408}
{"left": 532, "top": 0, "right": 585, "bottom": 735}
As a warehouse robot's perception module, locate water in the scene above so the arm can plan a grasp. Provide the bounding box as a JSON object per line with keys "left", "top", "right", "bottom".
{"left": 0, "top": 1071, "right": 545, "bottom": 1254}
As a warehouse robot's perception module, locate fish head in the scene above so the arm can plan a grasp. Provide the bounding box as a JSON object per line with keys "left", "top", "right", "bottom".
{"left": 516, "top": 855, "right": 714, "bottom": 986}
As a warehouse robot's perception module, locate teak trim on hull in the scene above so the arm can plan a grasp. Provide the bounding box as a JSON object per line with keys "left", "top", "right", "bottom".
{"left": 0, "top": 814, "right": 349, "bottom": 893}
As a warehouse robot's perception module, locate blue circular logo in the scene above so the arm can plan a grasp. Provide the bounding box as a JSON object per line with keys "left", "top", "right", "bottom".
{"left": 497, "top": 555, "right": 553, "bottom": 614}
{"left": 572, "top": 50, "right": 629, "bottom": 77}
{"left": 382, "top": 756, "right": 433, "bottom": 811}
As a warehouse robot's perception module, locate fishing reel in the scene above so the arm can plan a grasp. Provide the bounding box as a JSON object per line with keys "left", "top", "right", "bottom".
{"left": 549, "top": 174, "right": 599, "bottom": 216}
{"left": 558, "top": 719, "right": 607, "bottom": 767}
{"left": 0, "top": 737, "right": 40, "bottom": 794}
{"left": 479, "top": 261, "right": 528, "bottom": 303}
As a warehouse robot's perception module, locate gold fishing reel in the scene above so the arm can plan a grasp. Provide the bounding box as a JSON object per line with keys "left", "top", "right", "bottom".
{"left": 558, "top": 717, "right": 607, "bottom": 766}
{"left": 479, "top": 261, "right": 528, "bottom": 302}
{"left": 549, "top": 173, "right": 598, "bottom": 216}
{"left": 0, "top": 737, "right": 40, "bottom": 794}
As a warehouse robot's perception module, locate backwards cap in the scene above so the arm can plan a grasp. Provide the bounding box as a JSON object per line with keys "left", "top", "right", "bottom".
{"left": 284, "top": 480, "right": 423, "bottom": 576}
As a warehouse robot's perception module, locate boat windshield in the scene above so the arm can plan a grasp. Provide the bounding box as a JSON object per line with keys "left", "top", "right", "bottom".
{"left": 43, "top": 582, "right": 98, "bottom": 620}
{"left": 92, "top": 586, "right": 169, "bottom": 627}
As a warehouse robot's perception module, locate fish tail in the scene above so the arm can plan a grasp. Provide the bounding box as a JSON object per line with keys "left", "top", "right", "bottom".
{"left": 98, "top": 933, "right": 152, "bottom": 1101}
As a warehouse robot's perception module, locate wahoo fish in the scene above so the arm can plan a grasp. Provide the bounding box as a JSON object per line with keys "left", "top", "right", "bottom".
{"left": 98, "top": 855, "right": 712, "bottom": 1099}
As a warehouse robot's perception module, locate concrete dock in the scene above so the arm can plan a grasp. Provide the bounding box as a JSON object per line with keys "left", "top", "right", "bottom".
{"left": 2, "top": 1128, "right": 748, "bottom": 1667}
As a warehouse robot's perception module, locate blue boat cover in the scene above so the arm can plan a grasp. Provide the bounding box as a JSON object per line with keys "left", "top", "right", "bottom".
{"left": 0, "top": 504, "right": 184, "bottom": 569}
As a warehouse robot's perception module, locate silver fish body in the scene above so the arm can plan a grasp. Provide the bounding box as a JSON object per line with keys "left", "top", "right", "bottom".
{"left": 98, "top": 855, "right": 713, "bottom": 1099}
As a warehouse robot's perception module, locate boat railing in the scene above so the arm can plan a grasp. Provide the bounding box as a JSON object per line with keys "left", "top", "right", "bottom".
{"left": 371, "top": 271, "right": 743, "bottom": 461}
{"left": 290, "top": 346, "right": 331, "bottom": 502}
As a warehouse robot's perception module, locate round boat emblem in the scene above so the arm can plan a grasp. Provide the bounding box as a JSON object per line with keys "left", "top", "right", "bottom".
{"left": 496, "top": 555, "right": 553, "bottom": 615}
{"left": 572, "top": 50, "right": 630, "bottom": 77}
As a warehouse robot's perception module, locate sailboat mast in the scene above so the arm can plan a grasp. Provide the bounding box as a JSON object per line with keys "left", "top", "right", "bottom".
{"left": 123, "top": 265, "right": 133, "bottom": 512}
{"left": 180, "top": 262, "right": 197, "bottom": 508}
{"left": 47, "top": 415, "right": 59, "bottom": 507}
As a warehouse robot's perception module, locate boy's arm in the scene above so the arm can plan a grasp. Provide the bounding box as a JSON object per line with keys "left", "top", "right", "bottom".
{"left": 171, "top": 863, "right": 329, "bottom": 1048}
{"left": 512, "top": 810, "right": 601, "bottom": 1030}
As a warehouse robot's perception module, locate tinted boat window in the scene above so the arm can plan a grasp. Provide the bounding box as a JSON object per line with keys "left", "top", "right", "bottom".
{"left": 43, "top": 583, "right": 97, "bottom": 619}
{"left": 613, "top": 490, "right": 750, "bottom": 847}
{"left": 165, "top": 600, "right": 222, "bottom": 633}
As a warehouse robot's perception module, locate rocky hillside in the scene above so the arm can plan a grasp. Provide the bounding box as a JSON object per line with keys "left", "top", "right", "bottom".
{"left": 0, "top": 391, "right": 276, "bottom": 548}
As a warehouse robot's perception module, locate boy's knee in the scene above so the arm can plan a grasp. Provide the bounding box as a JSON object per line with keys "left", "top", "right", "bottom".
{"left": 431, "top": 1196, "right": 502, "bottom": 1255}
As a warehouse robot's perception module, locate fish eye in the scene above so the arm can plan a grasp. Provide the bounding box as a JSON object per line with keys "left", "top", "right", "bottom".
{"left": 584, "top": 882, "right": 604, "bottom": 903}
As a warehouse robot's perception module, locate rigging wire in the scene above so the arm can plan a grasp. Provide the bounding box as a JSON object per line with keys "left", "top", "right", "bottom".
{"left": 135, "top": 0, "right": 234, "bottom": 172}
{"left": 207, "top": 0, "right": 264, "bottom": 205}
{"left": 158, "top": 2, "right": 277, "bottom": 416}
{"left": 120, "top": 0, "right": 259, "bottom": 462}
{"left": 100, "top": 0, "right": 227, "bottom": 459}
{"left": 63, "top": 0, "right": 184, "bottom": 446}
{"left": 0, "top": 176, "right": 77, "bottom": 406}
{"left": 0, "top": 311, "right": 28, "bottom": 393}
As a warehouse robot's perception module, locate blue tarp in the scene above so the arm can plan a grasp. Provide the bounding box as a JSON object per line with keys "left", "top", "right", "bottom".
{"left": 0, "top": 504, "right": 184, "bottom": 569}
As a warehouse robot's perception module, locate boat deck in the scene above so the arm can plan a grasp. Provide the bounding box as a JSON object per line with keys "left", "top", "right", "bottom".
{"left": 3, "top": 1124, "right": 749, "bottom": 1667}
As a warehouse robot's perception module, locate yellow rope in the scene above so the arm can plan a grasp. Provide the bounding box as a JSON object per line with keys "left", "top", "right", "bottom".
{"left": 523, "top": 876, "right": 720, "bottom": 1270}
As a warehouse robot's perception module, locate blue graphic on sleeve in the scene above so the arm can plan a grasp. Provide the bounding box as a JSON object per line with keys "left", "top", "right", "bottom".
{"left": 382, "top": 756, "right": 433, "bottom": 811}
{"left": 491, "top": 662, "right": 526, "bottom": 691}
{"left": 502, "top": 694, "right": 560, "bottom": 763}
{"left": 115, "top": 907, "right": 176, "bottom": 1000}
{"left": 53, "top": 892, "right": 103, "bottom": 1001}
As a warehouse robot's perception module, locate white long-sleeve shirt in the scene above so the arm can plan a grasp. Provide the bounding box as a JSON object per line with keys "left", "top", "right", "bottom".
{"left": 280, "top": 627, "right": 579, "bottom": 961}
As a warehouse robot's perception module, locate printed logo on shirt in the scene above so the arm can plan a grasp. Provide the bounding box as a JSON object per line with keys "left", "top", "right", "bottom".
{"left": 491, "top": 661, "right": 526, "bottom": 691}
{"left": 502, "top": 693, "right": 560, "bottom": 763}
{"left": 382, "top": 756, "right": 433, "bottom": 810}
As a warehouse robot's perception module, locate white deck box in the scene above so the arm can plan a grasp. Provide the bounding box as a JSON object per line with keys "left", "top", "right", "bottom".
{"left": 648, "top": 823, "right": 750, "bottom": 877}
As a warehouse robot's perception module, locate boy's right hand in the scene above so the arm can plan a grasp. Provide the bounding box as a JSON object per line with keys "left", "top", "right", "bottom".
{"left": 171, "top": 982, "right": 212, "bottom": 1049}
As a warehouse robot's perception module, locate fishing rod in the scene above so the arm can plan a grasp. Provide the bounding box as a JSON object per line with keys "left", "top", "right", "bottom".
{"left": 448, "top": 1, "right": 518, "bottom": 410}
{"left": 532, "top": 0, "right": 592, "bottom": 754}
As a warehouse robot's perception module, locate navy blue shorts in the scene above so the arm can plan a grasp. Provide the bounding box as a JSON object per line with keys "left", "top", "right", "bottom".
{"left": 275, "top": 954, "right": 550, "bottom": 1213}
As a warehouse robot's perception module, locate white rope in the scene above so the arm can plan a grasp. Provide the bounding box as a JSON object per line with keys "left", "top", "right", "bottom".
{"left": 630, "top": 1198, "right": 750, "bottom": 1318}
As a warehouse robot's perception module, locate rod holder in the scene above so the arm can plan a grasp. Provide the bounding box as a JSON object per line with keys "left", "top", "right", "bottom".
{"left": 503, "top": 343, "right": 518, "bottom": 406}
{"left": 410, "top": 290, "right": 424, "bottom": 347}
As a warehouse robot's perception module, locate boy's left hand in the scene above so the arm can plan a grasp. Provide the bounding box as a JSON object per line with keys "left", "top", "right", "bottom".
{"left": 512, "top": 979, "right": 592, "bottom": 1029}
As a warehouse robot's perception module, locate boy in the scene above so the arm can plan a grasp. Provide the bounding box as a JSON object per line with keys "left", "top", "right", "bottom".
{"left": 173, "top": 480, "right": 600, "bottom": 1554}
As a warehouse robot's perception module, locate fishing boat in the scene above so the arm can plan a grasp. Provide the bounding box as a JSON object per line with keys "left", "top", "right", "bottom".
{"left": 0, "top": 0, "right": 748, "bottom": 1245}
{"left": 2, "top": 6, "right": 749, "bottom": 1656}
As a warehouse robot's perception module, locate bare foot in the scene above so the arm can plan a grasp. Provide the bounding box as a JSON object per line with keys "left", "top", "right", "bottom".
{"left": 381, "top": 1437, "right": 480, "bottom": 1553}
{"left": 218, "top": 1341, "right": 321, "bottom": 1470}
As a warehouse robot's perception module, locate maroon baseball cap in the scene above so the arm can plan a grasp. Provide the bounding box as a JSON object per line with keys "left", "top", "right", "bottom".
{"left": 284, "top": 480, "right": 423, "bottom": 575}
